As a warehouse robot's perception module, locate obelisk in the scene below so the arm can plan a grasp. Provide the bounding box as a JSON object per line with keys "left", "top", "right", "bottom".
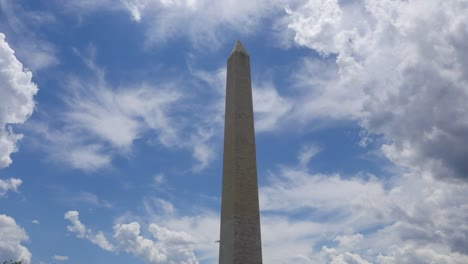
{"left": 219, "top": 40, "right": 263, "bottom": 264}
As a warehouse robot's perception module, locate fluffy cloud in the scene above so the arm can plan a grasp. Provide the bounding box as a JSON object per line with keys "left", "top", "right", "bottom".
{"left": 320, "top": 246, "right": 371, "bottom": 264}
{"left": 0, "top": 32, "right": 38, "bottom": 168}
{"left": 114, "top": 222, "right": 197, "bottom": 264}
{"left": 120, "top": 200, "right": 220, "bottom": 263}
{"left": 113, "top": 222, "right": 168, "bottom": 263}
{"left": 64, "top": 211, "right": 114, "bottom": 251}
{"left": 285, "top": 0, "right": 468, "bottom": 181}
{"left": 65, "top": 210, "right": 198, "bottom": 263}
{"left": 0, "top": 214, "right": 31, "bottom": 264}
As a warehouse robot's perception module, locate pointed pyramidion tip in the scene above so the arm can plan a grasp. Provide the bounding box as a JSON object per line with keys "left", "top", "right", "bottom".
{"left": 230, "top": 40, "right": 249, "bottom": 56}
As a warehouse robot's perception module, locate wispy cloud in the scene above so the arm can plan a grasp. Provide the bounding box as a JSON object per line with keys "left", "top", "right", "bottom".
{"left": 30, "top": 48, "right": 184, "bottom": 171}
{"left": 0, "top": 178, "right": 22, "bottom": 196}
{"left": 59, "top": 0, "right": 301, "bottom": 49}
{"left": 52, "top": 255, "right": 69, "bottom": 262}
{"left": 297, "top": 144, "right": 320, "bottom": 168}
{"left": 193, "top": 66, "right": 293, "bottom": 134}
{"left": 253, "top": 83, "right": 293, "bottom": 132}
{"left": 32, "top": 47, "right": 292, "bottom": 172}
{"left": 0, "top": 0, "right": 58, "bottom": 71}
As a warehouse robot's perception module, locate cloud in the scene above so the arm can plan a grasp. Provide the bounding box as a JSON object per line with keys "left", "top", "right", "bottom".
{"left": 124, "top": 0, "right": 295, "bottom": 48}
{"left": 0, "top": 214, "right": 32, "bottom": 264}
{"left": 59, "top": 0, "right": 117, "bottom": 13}
{"left": 189, "top": 126, "right": 217, "bottom": 171}
{"left": 186, "top": 66, "right": 293, "bottom": 169}
{"left": 64, "top": 211, "right": 86, "bottom": 237}
{"left": 286, "top": 0, "right": 343, "bottom": 56}
{"left": 30, "top": 50, "right": 184, "bottom": 171}
{"left": 63, "top": 67, "right": 182, "bottom": 151}
{"left": 376, "top": 245, "right": 468, "bottom": 264}
{"left": 253, "top": 83, "right": 293, "bottom": 132}
{"left": 113, "top": 222, "right": 169, "bottom": 263}
{"left": 52, "top": 255, "right": 69, "bottom": 262}
{"left": 144, "top": 198, "right": 175, "bottom": 215}
{"left": 32, "top": 220, "right": 39, "bottom": 225}
{"left": 114, "top": 222, "right": 197, "bottom": 264}
{"left": 68, "top": 191, "right": 114, "bottom": 208}
{"left": 0, "top": 177, "right": 22, "bottom": 196}
{"left": 0, "top": 0, "right": 58, "bottom": 71}
{"left": 256, "top": 146, "right": 468, "bottom": 263}
{"left": 320, "top": 246, "right": 371, "bottom": 264}
{"left": 64, "top": 143, "right": 468, "bottom": 263}
{"left": 70, "top": 46, "right": 182, "bottom": 145}
{"left": 297, "top": 144, "right": 320, "bottom": 168}
{"left": 32, "top": 49, "right": 291, "bottom": 172}
{"left": 59, "top": 0, "right": 303, "bottom": 48}
{"left": 64, "top": 211, "right": 114, "bottom": 251}
{"left": 65, "top": 210, "right": 198, "bottom": 263}
{"left": 30, "top": 122, "right": 112, "bottom": 171}
{"left": 194, "top": 66, "right": 293, "bottom": 134}
{"left": 284, "top": 0, "right": 468, "bottom": 181}
{"left": 0, "top": 33, "right": 38, "bottom": 169}
{"left": 81, "top": 192, "right": 113, "bottom": 208}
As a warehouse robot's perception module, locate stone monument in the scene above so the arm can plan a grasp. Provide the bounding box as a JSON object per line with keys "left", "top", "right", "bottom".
{"left": 219, "top": 40, "right": 263, "bottom": 264}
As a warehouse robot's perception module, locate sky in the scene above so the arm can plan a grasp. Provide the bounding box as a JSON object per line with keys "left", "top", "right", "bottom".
{"left": 0, "top": 0, "right": 468, "bottom": 263}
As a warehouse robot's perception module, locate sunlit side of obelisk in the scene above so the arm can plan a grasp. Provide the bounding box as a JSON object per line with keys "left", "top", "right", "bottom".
{"left": 219, "top": 40, "right": 263, "bottom": 264}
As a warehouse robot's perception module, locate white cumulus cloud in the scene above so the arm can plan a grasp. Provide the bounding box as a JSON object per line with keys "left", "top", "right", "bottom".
{"left": 114, "top": 222, "right": 197, "bottom": 264}
{"left": 285, "top": 0, "right": 468, "bottom": 181}
{"left": 0, "top": 214, "right": 32, "bottom": 264}
{"left": 0, "top": 32, "right": 38, "bottom": 168}
{"left": 65, "top": 210, "right": 198, "bottom": 264}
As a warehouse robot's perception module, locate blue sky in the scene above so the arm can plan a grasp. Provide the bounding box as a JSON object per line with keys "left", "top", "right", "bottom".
{"left": 1, "top": 0, "right": 468, "bottom": 263}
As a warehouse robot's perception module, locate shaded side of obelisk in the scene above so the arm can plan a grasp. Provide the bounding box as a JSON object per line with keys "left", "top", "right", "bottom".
{"left": 219, "top": 40, "right": 263, "bottom": 264}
